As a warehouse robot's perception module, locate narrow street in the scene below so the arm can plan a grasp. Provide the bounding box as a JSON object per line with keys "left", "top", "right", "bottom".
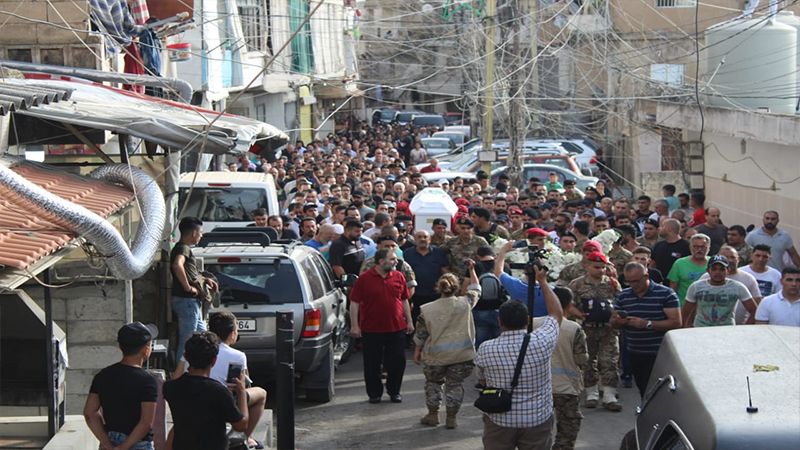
{"left": 293, "top": 349, "right": 637, "bottom": 449}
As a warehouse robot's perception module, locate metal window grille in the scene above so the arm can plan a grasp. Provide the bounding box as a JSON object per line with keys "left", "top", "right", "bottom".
{"left": 237, "top": 0, "right": 268, "bottom": 52}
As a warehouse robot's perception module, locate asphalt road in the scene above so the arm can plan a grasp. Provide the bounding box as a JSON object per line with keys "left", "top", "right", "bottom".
{"left": 292, "top": 348, "right": 637, "bottom": 450}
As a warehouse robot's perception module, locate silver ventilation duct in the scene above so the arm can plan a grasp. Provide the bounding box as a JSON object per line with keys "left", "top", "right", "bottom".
{"left": 0, "top": 157, "right": 166, "bottom": 280}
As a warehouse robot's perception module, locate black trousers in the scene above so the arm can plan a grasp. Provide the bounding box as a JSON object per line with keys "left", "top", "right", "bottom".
{"left": 362, "top": 330, "right": 407, "bottom": 398}
{"left": 629, "top": 352, "right": 658, "bottom": 398}
{"left": 411, "top": 294, "right": 439, "bottom": 327}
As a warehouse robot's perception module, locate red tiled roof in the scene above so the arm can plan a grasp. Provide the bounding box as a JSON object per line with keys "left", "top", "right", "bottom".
{"left": 0, "top": 162, "right": 135, "bottom": 270}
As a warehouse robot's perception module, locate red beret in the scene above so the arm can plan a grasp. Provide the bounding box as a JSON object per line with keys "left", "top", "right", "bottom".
{"left": 585, "top": 251, "right": 609, "bottom": 264}
{"left": 455, "top": 198, "right": 470, "bottom": 207}
{"left": 526, "top": 227, "right": 548, "bottom": 238}
{"left": 508, "top": 206, "right": 523, "bottom": 215}
{"left": 582, "top": 241, "right": 603, "bottom": 253}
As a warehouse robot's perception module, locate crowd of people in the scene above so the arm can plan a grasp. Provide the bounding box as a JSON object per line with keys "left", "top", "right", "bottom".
{"left": 84, "top": 121, "right": 800, "bottom": 450}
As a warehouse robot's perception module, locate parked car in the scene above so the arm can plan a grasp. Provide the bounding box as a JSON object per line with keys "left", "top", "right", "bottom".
{"left": 411, "top": 114, "right": 446, "bottom": 130}
{"left": 490, "top": 163, "right": 598, "bottom": 191}
{"left": 178, "top": 171, "right": 279, "bottom": 233}
{"left": 436, "top": 145, "right": 570, "bottom": 173}
{"left": 197, "top": 230, "right": 353, "bottom": 403}
{"left": 461, "top": 153, "right": 581, "bottom": 175}
{"left": 443, "top": 112, "right": 467, "bottom": 125}
{"left": 443, "top": 125, "right": 472, "bottom": 139}
{"left": 371, "top": 107, "right": 400, "bottom": 125}
{"left": 394, "top": 110, "right": 425, "bottom": 126}
{"left": 421, "top": 137, "right": 456, "bottom": 157}
{"left": 528, "top": 138, "right": 599, "bottom": 174}
{"left": 432, "top": 131, "right": 467, "bottom": 146}
{"left": 420, "top": 171, "right": 477, "bottom": 186}
{"left": 620, "top": 325, "right": 799, "bottom": 450}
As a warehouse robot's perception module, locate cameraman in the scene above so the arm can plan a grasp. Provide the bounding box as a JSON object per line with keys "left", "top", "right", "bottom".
{"left": 495, "top": 240, "right": 548, "bottom": 319}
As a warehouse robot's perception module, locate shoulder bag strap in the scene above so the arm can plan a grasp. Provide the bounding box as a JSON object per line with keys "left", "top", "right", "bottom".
{"left": 509, "top": 333, "right": 531, "bottom": 393}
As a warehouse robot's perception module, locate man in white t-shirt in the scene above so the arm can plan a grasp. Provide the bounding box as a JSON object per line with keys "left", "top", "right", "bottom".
{"left": 698, "top": 246, "right": 761, "bottom": 325}
{"left": 209, "top": 311, "right": 267, "bottom": 449}
{"left": 740, "top": 244, "right": 783, "bottom": 298}
{"left": 683, "top": 255, "right": 755, "bottom": 327}
{"left": 756, "top": 268, "right": 800, "bottom": 327}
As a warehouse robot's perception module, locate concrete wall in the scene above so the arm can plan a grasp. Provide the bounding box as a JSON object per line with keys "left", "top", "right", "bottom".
{"left": 703, "top": 133, "right": 800, "bottom": 242}
{"left": 27, "top": 279, "right": 130, "bottom": 415}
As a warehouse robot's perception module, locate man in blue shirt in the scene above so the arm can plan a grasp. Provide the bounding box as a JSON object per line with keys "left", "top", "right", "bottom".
{"left": 611, "top": 262, "right": 682, "bottom": 397}
{"left": 495, "top": 241, "right": 547, "bottom": 318}
{"left": 403, "top": 230, "right": 450, "bottom": 326}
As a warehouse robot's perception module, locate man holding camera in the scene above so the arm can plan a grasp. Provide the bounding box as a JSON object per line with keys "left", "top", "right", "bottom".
{"left": 567, "top": 252, "right": 623, "bottom": 412}
{"left": 475, "top": 265, "right": 563, "bottom": 450}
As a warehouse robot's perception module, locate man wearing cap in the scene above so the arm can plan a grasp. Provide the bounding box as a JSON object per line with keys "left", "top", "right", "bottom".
{"left": 84, "top": 322, "right": 158, "bottom": 450}
{"left": 682, "top": 255, "right": 756, "bottom": 327}
{"left": 507, "top": 207, "right": 527, "bottom": 240}
{"left": 352, "top": 189, "right": 376, "bottom": 220}
{"left": 568, "top": 251, "right": 623, "bottom": 411}
{"left": 563, "top": 180, "right": 584, "bottom": 202}
{"left": 430, "top": 218, "right": 453, "bottom": 247}
{"left": 442, "top": 217, "right": 490, "bottom": 279}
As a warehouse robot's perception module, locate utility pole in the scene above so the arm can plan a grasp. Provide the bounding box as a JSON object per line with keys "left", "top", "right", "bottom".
{"left": 529, "top": 0, "right": 539, "bottom": 132}
{"left": 481, "top": 0, "right": 497, "bottom": 174}
{"left": 507, "top": 0, "right": 525, "bottom": 187}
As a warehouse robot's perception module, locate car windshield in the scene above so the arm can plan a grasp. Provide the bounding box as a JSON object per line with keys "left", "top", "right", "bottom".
{"left": 396, "top": 112, "right": 416, "bottom": 122}
{"left": 424, "top": 139, "right": 451, "bottom": 149}
{"left": 206, "top": 261, "right": 303, "bottom": 304}
{"left": 179, "top": 187, "right": 268, "bottom": 222}
{"left": 435, "top": 133, "right": 464, "bottom": 144}
{"left": 380, "top": 110, "right": 395, "bottom": 119}
{"left": 413, "top": 116, "right": 445, "bottom": 127}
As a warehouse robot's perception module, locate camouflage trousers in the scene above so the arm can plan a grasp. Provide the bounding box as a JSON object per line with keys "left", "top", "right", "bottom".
{"left": 583, "top": 326, "right": 620, "bottom": 388}
{"left": 553, "top": 394, "right": 583, "bottom": 450}
{"left": 422, "top": 361, "right": 475, "bottom": 411}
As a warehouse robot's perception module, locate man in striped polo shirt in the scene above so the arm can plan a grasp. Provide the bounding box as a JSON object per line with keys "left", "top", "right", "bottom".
{"left": 611, "top": 262, "right": 683, "bottom": 397}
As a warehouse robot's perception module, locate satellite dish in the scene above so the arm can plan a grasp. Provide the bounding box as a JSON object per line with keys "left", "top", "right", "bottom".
{"left": 422, "top": 4, "right": 434, "bottom": 14}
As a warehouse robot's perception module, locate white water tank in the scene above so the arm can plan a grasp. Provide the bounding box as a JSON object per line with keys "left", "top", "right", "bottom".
{"left": 704, "top": 18, "right": 797, "bottom": 114}
{"left": 775, "top": 11, "right": 800, "bottom": 112}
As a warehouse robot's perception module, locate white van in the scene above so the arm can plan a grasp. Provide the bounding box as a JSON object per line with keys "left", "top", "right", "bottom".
{"left": 178, "top": 171, "right": 279, "bottom": 232}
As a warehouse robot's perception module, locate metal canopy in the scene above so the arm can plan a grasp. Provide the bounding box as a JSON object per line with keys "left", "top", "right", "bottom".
{"left": 1, "top": 75, "right": 289, "bottom": 154}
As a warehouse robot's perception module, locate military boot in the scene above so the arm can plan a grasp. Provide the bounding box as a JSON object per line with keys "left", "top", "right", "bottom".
{"left": 445, "top": 409, "right": 459, "bottom": 429}
{"left": 585, "top": 384, "right": 600, "bottom": 408}
{"left": 602, "top": 386, "right": 623, "bottom": 412}
{"left": 420, "top": 407, "right": 440, "bottom": 426}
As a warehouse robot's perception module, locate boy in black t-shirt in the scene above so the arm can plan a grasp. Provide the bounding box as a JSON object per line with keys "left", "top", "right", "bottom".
{"left": 164, "top": 332, "right": 249, "bottom": 450}
{"left": 84, "top": 322, "right": 159, "bottom": 450}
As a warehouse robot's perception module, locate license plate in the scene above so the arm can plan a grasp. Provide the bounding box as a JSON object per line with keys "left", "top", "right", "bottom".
{"left": 237, "top": 319, "right": 257, "bottom": 332}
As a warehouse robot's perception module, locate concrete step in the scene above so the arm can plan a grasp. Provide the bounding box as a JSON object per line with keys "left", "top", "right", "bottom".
{"left": 0, "top": 437, "right": 48, "bottom": 449}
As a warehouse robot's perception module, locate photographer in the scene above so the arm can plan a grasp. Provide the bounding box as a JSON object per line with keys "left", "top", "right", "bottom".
{"left": 475, "top": 265, "right": 563, "bottom": 450}
{"left": 495, "top": 241, "right": 548, "bottom": 319}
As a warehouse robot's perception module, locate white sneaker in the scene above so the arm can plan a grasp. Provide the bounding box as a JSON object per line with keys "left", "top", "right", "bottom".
{"left": 602, "top": 385, "right": 622, "bottom": 412}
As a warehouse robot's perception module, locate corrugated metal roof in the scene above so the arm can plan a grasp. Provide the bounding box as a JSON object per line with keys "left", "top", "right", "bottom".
{"left": 0, "top": 161, "right": 134, "bottom": 270}
{"left": 0, "top": 81, "right": 72, "bottom": 116}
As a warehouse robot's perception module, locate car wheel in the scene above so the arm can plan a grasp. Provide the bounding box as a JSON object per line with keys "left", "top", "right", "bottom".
{"left": 619, "top": 429, "right": 637, "bottom": 450}
{"left": 305, "top": 342, "right": 335, "bottom": 403}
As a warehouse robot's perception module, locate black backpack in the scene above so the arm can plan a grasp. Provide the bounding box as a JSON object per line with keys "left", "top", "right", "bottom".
{"left": 476, "top": 272, "right": 508, "bottom": 310}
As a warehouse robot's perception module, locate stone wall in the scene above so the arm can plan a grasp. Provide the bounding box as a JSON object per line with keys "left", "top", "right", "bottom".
{"left": 640, "top": 171, "right": 689, "bottom": 201}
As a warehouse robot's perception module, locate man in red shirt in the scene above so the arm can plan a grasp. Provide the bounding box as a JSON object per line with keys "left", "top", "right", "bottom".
{"left": 350, "top": 248, "right": 414, "bottom": 404}
{"left": 420, "top": 158, "right": 442, "bottom": 174}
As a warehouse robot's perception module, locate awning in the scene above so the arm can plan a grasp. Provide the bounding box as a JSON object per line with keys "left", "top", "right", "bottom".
{"left": 2, "top": 74, "right": 289, "bottom": 155}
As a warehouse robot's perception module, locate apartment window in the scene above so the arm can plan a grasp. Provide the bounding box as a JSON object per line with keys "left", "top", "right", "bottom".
{"left": 656, "top": 0, "right": 696, "bottom": 7}
{"left": 650, "top": 64, "right": 684, "bottom": 86}
{"left": 237, "top": 0, "right": 269, "bottom": 52}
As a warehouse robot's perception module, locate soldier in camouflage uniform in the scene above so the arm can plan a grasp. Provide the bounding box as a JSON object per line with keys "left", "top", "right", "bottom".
{"left": 414, "top": 264, "right": 482, "bottom": 429}
{"left": 556, "top": 240, "right": 605, "bottom": 286}
{"left": 360, "top": 236, "right": 418, "bottom": 294}
{"left": 429, "top": 218, "right": 452, "bottom": 247}
{"left": 567, "top": 252, "right": 623, "bottom": 412}
{"left": 441, "top": 217, "right": 490, "bottom": 278}
{"left": 608, "top": 243, "right": 633, "bottom": 277}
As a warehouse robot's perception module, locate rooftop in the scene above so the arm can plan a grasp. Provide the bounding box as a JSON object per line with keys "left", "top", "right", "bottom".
{"left": 0, "top": 161, "right": 134, "bottom": 270}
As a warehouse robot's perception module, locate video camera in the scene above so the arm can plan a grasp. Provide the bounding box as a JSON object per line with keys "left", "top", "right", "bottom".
{"left": 508, "top": 240, "right": 548, "bottom": 273}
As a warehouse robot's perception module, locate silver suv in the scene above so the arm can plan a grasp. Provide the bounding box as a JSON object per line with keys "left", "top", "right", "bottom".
{"left": 196, "top": 229, "right": 350, "bottom": 402}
